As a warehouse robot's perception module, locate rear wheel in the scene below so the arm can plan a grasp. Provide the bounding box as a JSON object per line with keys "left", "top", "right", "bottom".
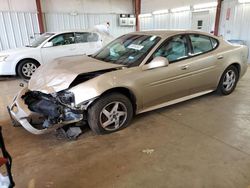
{"left": 217, "top": 65, "right": 239, "bottom": 95}
{"left": 17, "top": 60, "right": 40, "bottom": 79}
{"left": 88, "top": 93, "right": 133, "bottom": 135}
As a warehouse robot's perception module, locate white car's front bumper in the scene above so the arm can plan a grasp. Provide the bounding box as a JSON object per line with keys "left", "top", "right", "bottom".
{"left": 0, "top": 60, "right": 16, "bottom": 75}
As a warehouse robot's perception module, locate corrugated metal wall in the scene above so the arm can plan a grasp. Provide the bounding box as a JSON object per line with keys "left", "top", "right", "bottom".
{"left": 139, "top": 9, "right": 216, "bottom": 31}
{"left": 0, "top": 11, "right": 40, "bottom": 51}
{"left": 220, "top": 0, "right": 250, "bottom": 47}
{"left": 44, "top": 13, "right": 135, "bottom": 38}
{"left": 0, "top": 12, "right": 135, "bottom": 51}
{"left": 140, "top": 12, "right": 192, "bottom": 31}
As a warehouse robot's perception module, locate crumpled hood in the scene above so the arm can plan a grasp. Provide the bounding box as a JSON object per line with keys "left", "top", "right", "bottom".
{"left": 28, "top": 55, "right": 123, "bottom": 93}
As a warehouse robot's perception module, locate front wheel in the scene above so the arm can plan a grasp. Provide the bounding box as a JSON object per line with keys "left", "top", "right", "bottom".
{"left": 17, "top": 60, "right": 40, "bottom": 79}
{"left": 88, "top": 93, "right": 133, "bottom": 135}
{"left": 217, "top": 65, "right": 239, "bottom": 95}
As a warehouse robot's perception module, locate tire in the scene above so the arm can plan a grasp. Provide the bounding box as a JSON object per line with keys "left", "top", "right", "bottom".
{"left": 88, "top": 93, "right": 134, "bottom": 135}
{"left": 217, "top": 65, "right": 239, "bottom": 95}
{"left": 17, "top": 60, "right": 40, "bottom": 79}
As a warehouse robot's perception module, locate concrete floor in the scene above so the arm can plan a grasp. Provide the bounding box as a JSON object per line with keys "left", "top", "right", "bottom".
{"left": 1, "top": 71, "right": 250, "bottom": 188}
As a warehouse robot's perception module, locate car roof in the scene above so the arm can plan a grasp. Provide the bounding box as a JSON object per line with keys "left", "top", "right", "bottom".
{"left": 129, "top": 29, "right": 218, "bottom": 39}
{"left": 46, "top": 30, "right": 98, "bottom": 35}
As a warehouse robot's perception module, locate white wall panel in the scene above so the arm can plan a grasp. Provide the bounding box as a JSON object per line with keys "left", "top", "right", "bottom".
{"left": 44, "top": 13, "right": 135, "bottom": 37}
{"left": 139, "top": 16, "right": 154, "bottom": 30}
{"left": 139, "top": 9, "right": 216, "bottom": 32}
{"left": 140, "top": 11, "right": 192, "bottom": 31}
{"left": 0, "top": 11, "right": 39, "bottom": 51}
{"left": 219, "top": 0, "right": 250, "bottom": 56}
{"left": 42, "top": 0, "right": 133, "bottom": 14}
{"left": 141, "top": 0, "right": 217, "bottom": 13}
{"left": 0, "top": 0, "right": 37, "bottom": 12}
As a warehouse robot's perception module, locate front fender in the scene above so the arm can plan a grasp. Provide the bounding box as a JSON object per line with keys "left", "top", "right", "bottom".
{"left": 68, "top": 74, "right": 115, "bottom": 105}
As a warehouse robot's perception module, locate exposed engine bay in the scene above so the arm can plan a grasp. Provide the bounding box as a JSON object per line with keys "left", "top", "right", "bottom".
{"left": 69, "top": 68, "right": 119, "bottom": 88}
{"left": 22, "top": 91, "right": 84, "bottom": 129}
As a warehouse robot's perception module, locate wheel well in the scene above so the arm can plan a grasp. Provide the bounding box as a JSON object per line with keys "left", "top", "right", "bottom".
{"left": 15, "top": 58, "right": 40, "bottom": 75}
{"left": 231, "top": 63, "right": 241, "bottom": 75}
{"left": 101, "top": 87, "right": 137, "bottom": 114}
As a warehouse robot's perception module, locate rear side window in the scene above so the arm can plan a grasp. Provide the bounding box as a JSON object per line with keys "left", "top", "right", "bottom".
{"left": 75, "top": 32, "right": 99, "bottom": 43}
{"left": 189, "top": 34, "right": 217, "bottom": 55}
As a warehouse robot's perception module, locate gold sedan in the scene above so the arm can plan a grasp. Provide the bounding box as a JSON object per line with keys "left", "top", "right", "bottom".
{"left": 9, "top": 30, "right": 248, "bottom": 135}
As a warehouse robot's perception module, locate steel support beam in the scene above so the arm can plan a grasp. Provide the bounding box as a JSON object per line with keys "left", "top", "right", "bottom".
{"left": 214, "top": 0, "right": 223, "bottom": 36}
{"left": 36, "top": 0, "right": 45, "bottom": 33}
{"left": 134, "top": 0, "right": 141, "bottom": 31}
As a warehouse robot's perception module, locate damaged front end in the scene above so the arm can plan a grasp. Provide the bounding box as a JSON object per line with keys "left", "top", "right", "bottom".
{"left": 8, "top": 87, "right": 90, "bottom": 134}
{"left": 22, "top": 90, "right": 84, "bottom": 128}
{"left": 8, "top": 55, "right": 125, "bottom": 134}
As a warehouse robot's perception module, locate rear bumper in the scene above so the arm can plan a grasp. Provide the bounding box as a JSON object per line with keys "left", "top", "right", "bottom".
{"left": 8, "top": 87, "right": 62, "bottom": 134}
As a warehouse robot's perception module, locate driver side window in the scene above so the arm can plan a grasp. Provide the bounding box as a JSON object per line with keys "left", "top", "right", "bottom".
{"left": 153, "top": 35, "right": 188, "bottom": 63}
{"left": 50, "top": 33, "right": 75, "bottom": 46}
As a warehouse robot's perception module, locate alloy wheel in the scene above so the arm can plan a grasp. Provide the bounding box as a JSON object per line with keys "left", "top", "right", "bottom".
{"left": 99, "top": 101, "right": 128, "bottom": 131}
{"left": 223, "top": 70, "right": 236, "bottom": 92}
{"left": 22, "top": 62, "right": 37, "bottom": 78}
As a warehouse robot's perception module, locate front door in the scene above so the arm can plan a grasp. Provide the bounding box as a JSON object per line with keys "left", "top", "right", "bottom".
{"left": 41, "top": 32, "right": 77, "bottom": 64}
{"left": 141, "top": 35, "right": 196, "bottom": 109}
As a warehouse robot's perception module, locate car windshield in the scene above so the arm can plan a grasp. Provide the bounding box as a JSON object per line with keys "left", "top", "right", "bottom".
{"left": 93, "top": 34, "right": 161, "bottom": 66}
{"left": 28, "top": 33, "right": 55, "bottom": 47}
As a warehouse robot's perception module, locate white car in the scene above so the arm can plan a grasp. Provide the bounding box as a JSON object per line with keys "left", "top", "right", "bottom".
{"left": 0, "top": 31, "right": 106, "bottom": 79}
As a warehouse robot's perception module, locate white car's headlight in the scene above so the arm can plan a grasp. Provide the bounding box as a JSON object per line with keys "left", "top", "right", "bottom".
{"left": 0, "top": 55, "right": 9, "bottom": 62}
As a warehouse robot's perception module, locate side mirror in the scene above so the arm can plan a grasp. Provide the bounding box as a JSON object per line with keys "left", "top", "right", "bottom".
{"left": 43, "top": 41, "right": 53, "bottom": 48}
{"left": 142, "top": 56, "right": 169, "bottom": 70}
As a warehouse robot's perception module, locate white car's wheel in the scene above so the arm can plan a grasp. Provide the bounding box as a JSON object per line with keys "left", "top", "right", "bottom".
{"left": 17, "top": 60, "right": 40, "bottom": 79}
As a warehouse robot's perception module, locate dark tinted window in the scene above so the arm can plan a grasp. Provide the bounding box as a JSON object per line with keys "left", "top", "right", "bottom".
{"left": 189, "top": 34, "right": 214, "bottom": 54}
{"left": 153, "top": 35, "right": 188, "bottom": 62}
{"left": 75, "top": 32, "right": 99, "bottom": 43}
{"left": 50, "top": 33, "right": 74, "bottom": 46}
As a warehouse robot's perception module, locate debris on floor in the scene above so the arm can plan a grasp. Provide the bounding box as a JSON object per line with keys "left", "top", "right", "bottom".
{"left": 142, "top": 149, "right": 155, "bottom": 154}
{"left": 55, "top": 126, "right": 83, "bottom": 140}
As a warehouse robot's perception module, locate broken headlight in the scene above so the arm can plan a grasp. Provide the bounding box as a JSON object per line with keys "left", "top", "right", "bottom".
{"left": 56, "top": 91, "right": 75, "bottom": 107}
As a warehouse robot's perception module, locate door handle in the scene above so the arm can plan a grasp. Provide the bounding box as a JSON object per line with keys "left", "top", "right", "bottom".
{"left": 181, "top": 65, "right": 189, "bottom": 70}
{"left": 217, "top": 55, "right": 224, "bottom": 60}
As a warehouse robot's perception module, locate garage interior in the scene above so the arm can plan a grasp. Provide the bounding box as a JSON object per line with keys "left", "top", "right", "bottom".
{"left": 1, "top": 0, "right": 250, "bottom": 187}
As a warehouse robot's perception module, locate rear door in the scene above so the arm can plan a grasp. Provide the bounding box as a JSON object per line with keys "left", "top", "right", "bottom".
{"left": 41, "top": 32, "right": 76, "bottom": 64}
{"left": 184, "top": 34, "right": 221, "bottom": 93}
{"left": 73, "top": 32, "right": 103, "bottom": 55}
